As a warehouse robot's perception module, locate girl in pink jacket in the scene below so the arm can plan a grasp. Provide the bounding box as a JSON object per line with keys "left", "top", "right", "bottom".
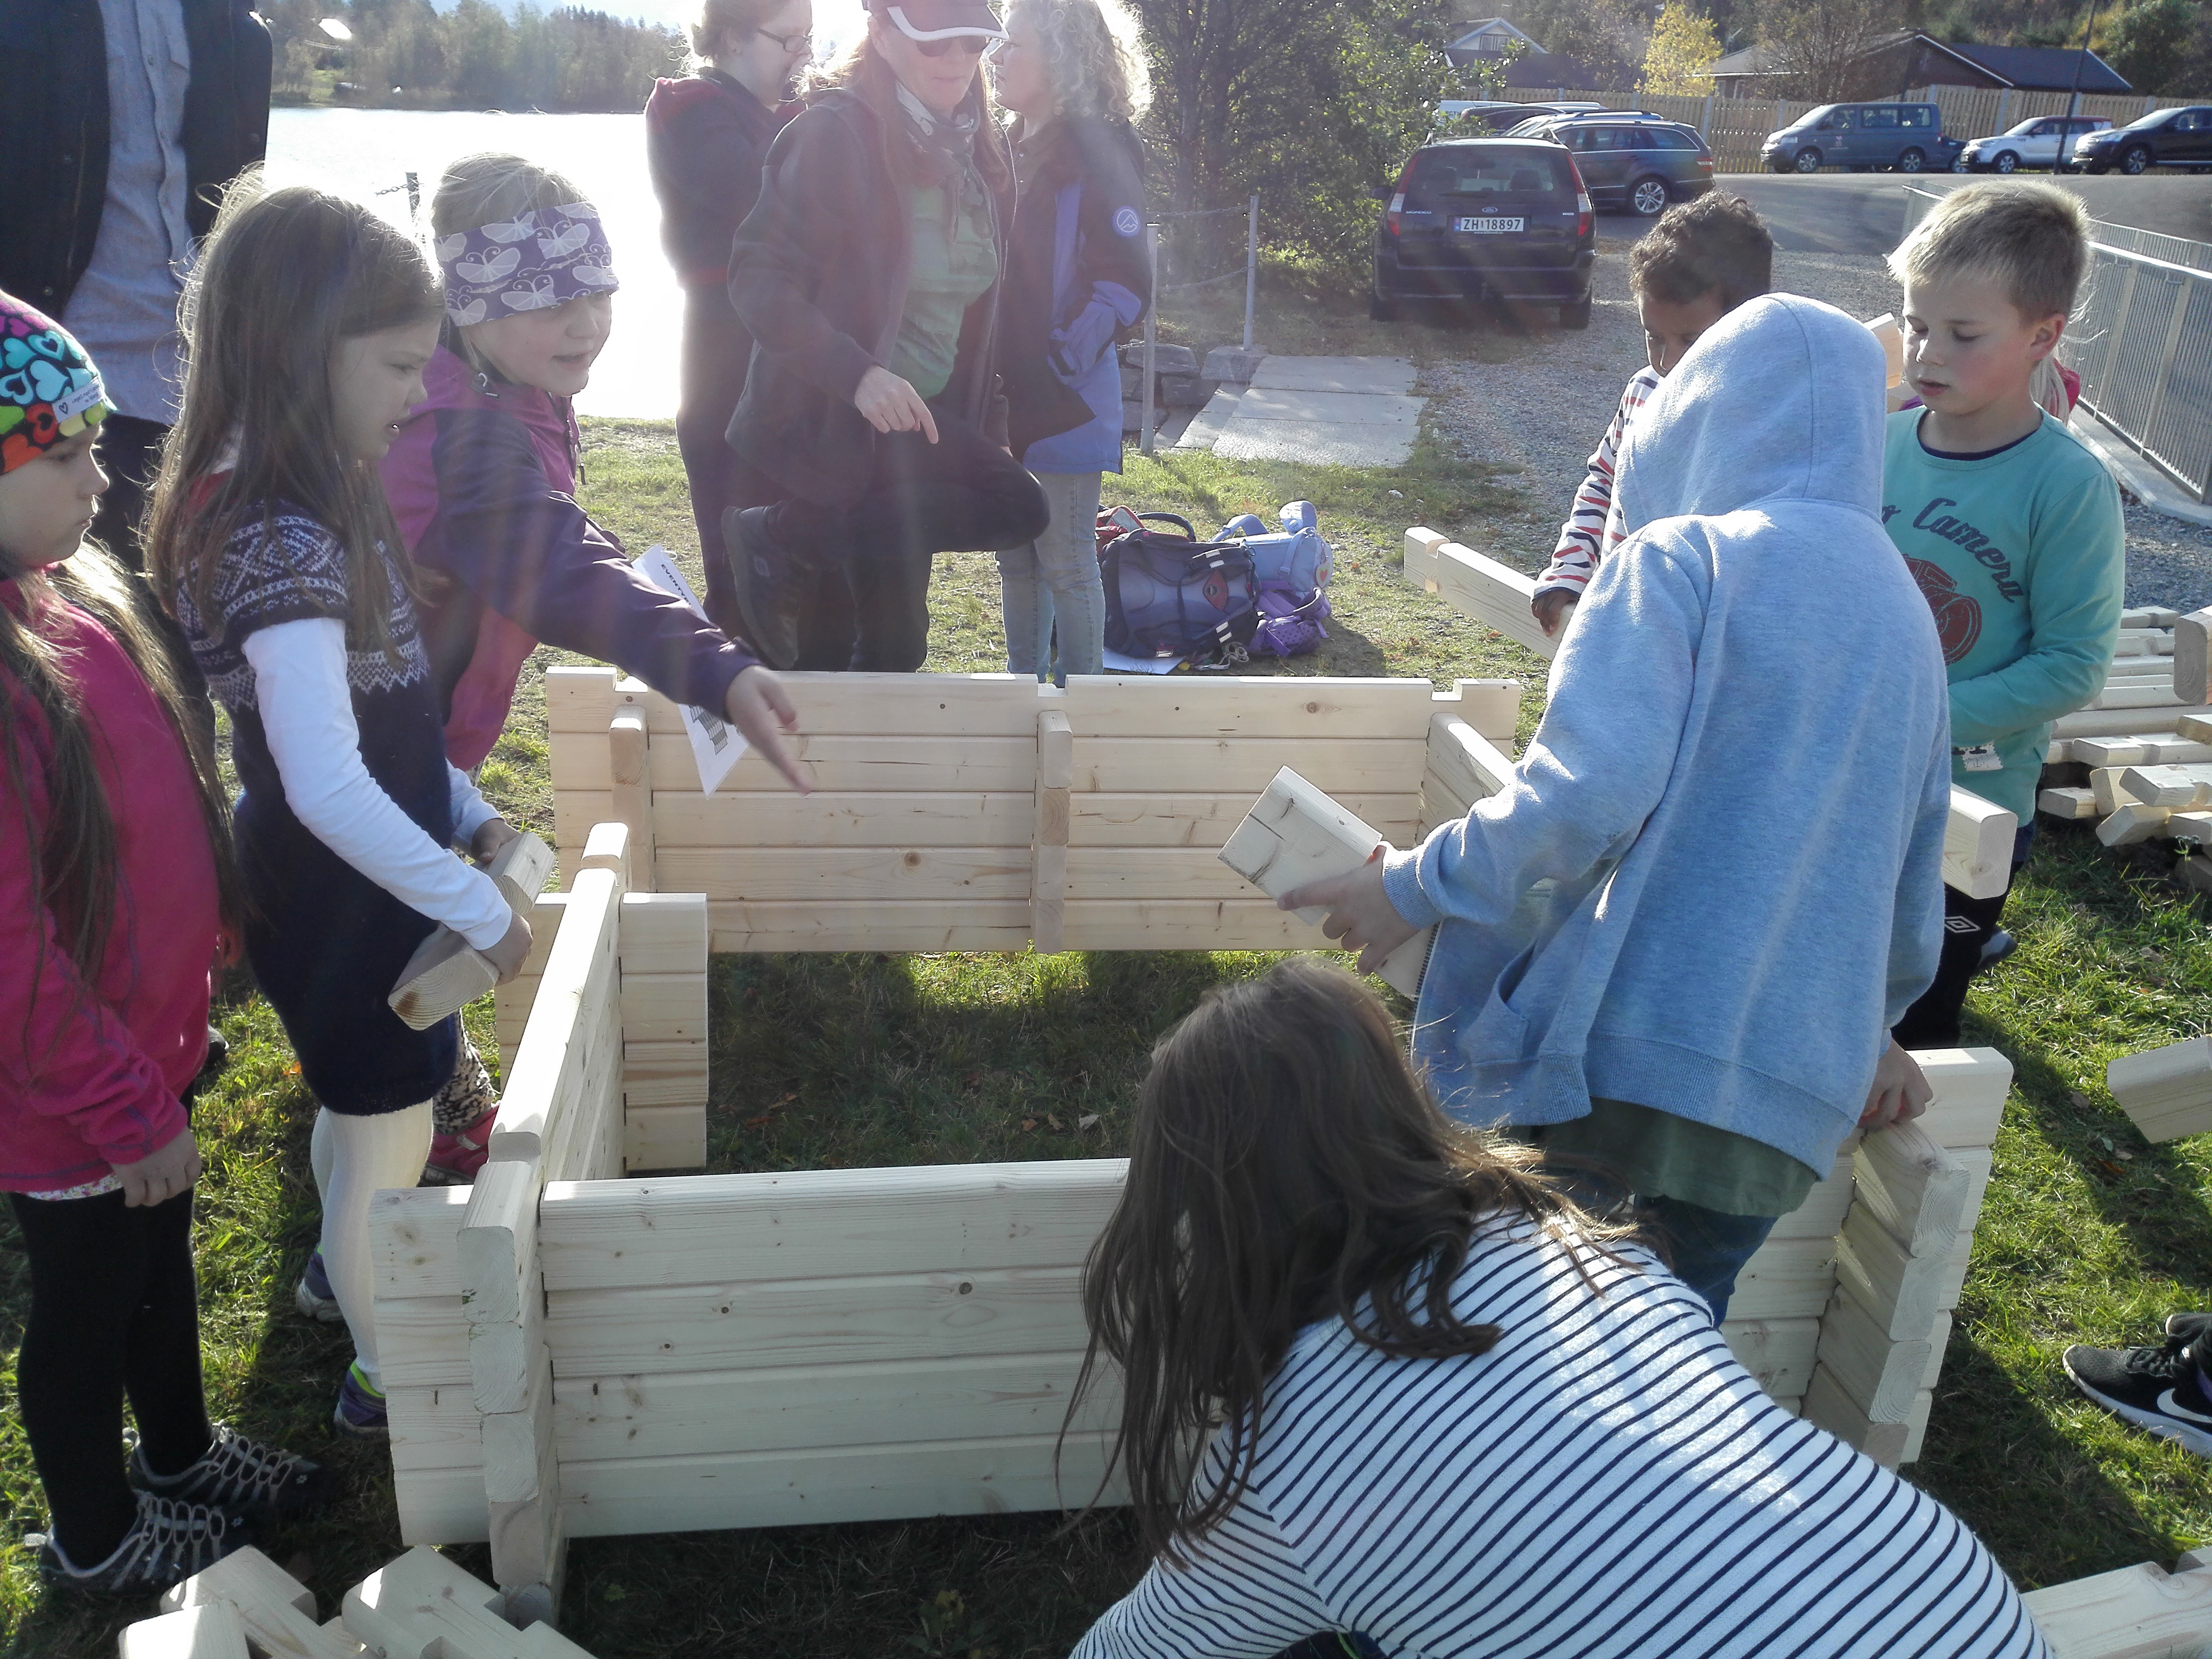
{"left": 0, "top": 292, "right": 326, "bottom": 1594}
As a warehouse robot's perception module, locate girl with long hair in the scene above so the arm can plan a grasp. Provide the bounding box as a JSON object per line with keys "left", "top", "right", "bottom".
{"left": 720, "top": 0, "right": 1051, "bottom": 673}
{"left": 1069, "top": 961, "right": 2047, "bottom": 1659}
{"left": 988, "top": 0, "right": 1150, "bottom": 683}
{"left": 146, "top": 183, "right": 534, "bottom": 1438}
{"left": 1, "top": 291, "right": 325, "bottom": 1593}
{"left": 647, "top": 0, "right": 815, "bottom": 630}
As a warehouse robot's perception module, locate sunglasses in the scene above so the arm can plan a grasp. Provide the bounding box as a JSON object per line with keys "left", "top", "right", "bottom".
{"left": 912, "top": 32, "right": 994, "bottom": 56}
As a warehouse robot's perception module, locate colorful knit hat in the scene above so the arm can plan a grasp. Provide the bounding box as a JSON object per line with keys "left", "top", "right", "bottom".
{"left": 0, "top": 290, "right": 113, "bottom": 476}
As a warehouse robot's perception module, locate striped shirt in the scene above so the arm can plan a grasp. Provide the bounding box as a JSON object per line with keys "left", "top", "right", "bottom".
{"left": 1535, "top": 367, "right": 1661, "bottom": 606}
{"left": 1073, "top": 1225, "right": 2047, "bottom": 1659}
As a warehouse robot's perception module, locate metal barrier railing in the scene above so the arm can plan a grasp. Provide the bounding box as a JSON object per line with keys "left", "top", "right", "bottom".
{"left": 1903, "top": 185, "right": 2212, "bottom": 505}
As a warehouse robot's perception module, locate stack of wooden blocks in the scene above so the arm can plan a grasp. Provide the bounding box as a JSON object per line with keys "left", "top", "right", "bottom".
{"left": 2018, "top": 1548, "right": 2212, "bottom": 1658}
{"left": 116, "top": 1545, "right": 594, "bottom": 1658}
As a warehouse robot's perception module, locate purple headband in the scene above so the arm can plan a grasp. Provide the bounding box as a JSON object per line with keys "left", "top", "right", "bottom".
{"left": 433, "top": 203, "right": 619, "bottom": 326}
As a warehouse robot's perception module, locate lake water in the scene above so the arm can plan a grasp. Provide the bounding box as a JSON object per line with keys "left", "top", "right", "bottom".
{"left": 266, "top": 107, "right": 684, "bottom": 419}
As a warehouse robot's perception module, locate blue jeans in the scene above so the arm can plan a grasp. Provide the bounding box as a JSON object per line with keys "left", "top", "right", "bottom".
{"left": 1640, "top": 1195, "right": 1781, "bottom": 1326}
{"left": 996, "top": 470, "right": 1105, "bottom": 683}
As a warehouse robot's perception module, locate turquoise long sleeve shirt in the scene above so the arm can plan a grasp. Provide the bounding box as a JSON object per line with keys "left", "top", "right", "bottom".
{"left": 1881, "top": 410, "right": 2125, "bottom": 824}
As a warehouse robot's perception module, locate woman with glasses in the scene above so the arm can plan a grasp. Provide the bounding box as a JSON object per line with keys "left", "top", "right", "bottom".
{"left": 722, "top": 0, "right": 1049, "bottom": 674}
{"left": 989, "top": 0, "right": 1149, "bottom": 683}
{"left": 646, "top": 0, "right": 816, "bottom": 633}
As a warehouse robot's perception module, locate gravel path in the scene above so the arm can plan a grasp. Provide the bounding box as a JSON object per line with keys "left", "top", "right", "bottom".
{"left": 1421, "top": 227, "right": 2212, "bottom": 610}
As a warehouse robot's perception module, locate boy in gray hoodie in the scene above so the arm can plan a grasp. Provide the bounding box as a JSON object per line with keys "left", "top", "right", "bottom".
{"left": 1288, "top": 296, "right": 1955, "bottom": 1322}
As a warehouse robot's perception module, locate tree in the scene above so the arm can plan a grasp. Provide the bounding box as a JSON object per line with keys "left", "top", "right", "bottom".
{"left": 2105, "top": 0, "right": 2205, "bottom": 94}
{"left": 1641, "top": 2, "right": 1722, "bottom": 91}
{"left": 1513, "top": 0, "right": 1652, "bottom": 87}
{"left": 1747, "top": 0, "right": 1903, "bottom": 101}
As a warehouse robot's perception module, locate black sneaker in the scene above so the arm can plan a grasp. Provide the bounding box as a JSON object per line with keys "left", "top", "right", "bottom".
{"left": 720, "top": 505, "right": 803, "bottom": 671}
{"left": 2168, "top": 1311, "right": 2212, "bottom": 1345}
{"left": 131, "top": 1422, "right": 331, "bottom": 1520}
{"left": 2063, "top": 1337, "right": 2212, "bottom": 1455}
{"left": 32, "top": 1489, "right": 255, "bottom": 1594}
{"left": 1977, "top": 929, "right": 2017, "bottom": 973}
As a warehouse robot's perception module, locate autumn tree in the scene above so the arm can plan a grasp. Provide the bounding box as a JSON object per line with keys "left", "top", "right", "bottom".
{"left": 1747, "top": 0, "right": 1903, "bottom": 100}
{"left": 1641, "top": 2, "right": 1722, "bottom": 92}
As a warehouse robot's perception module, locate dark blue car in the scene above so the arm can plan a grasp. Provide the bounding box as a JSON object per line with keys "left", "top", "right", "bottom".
{"left": 1371, "top": 139, "right": 1597, "bottom": 328}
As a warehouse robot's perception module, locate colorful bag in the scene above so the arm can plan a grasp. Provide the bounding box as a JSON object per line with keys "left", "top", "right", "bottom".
{"left": 1096, "top": 509, "right": 1260, "bottom": 665}
{"left": 1219, "top": 501, "right": 1333, "bottom": 659}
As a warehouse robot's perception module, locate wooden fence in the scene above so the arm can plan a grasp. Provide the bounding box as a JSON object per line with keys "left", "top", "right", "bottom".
{"left": 1477, "top": 82, "right": 2207, "bottom": 174}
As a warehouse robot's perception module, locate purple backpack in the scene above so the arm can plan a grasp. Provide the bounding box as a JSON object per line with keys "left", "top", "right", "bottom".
{"left": 1220, "top": 501, "right": 1333, "bottom": 658}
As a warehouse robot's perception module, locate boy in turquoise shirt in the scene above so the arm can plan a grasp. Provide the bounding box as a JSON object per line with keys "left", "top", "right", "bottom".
{"left": 1882, "top": 181, "right": 2124, "bottom": 1048}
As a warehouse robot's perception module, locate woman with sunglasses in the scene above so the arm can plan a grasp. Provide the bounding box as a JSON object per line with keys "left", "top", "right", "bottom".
{"left": 645, "top": 0, "right": 815, "bottom": 633}
{"left": 722, "top": 0, "right": 1049, "bottom": 673}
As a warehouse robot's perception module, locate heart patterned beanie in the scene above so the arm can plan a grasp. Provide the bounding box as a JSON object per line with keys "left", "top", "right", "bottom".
{"left": 0, "top": 289, "right": 114, "bottom": 475}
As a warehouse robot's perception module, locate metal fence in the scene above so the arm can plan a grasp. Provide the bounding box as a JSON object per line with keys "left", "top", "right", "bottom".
{"left": 1903, "top": 183, "right": 2212, "bottom": 504}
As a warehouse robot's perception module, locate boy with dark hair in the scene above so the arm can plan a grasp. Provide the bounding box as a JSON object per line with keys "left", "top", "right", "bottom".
{"left": 1531, "top": 192, "right": 1774, "bottom": 638}
{"left": 1882, "top": 181, "right": 2123, "bottom": 1049}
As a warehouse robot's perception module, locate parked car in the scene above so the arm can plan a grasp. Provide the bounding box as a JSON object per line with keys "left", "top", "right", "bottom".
{"left": 2076, "top": 105, "right": 2212, "bottom": 173}
{"left": 1960, "top": 115, "right": 2112, "bottom": 172}
{"left": 1514, "top": 113, "right": 1716, "bottom": 216}
{"left": 1371, "top": 138, "right": 1596, "bottom": 327}
{"left": 1436, "top": 99, "right": 1604, "bottom": 135}
{"left": 1762, "top": 103, "right": 1964, "bottom": 174}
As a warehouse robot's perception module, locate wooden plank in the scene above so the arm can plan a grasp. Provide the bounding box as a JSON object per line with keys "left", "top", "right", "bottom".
{"left": 392, "top": 1462, "right": 492, "bottom": 1547}
{"left": 483, "top": 1353, "right": 564, "bottom": 1624}
{"left": 551, "top": 732, "right": 1037, "bottom": 795}
{"left": 1420, "top": 541, "right": 1556, "bottom": 659}
{"left": 2021, "top": 1560, "right": 2212, "bottom": 1659}
{"left": 577, "top": 818, "right": 631, "bottom": 889}
{"left": 2176, "top": 607, "right": 2212, "bottom": 707}
{"left": 538, "top": 1161, "right": 1127, "bottom": 1292}
{"left": 705, "top": 900, "right": 1034, "bottom": 954}
{"left": 1720, "top": 1317, "right": 1821, "bottom": 1398}
{"left": 619, "top": 892, "right": 707, "bottom": 975}
{"left": 2100, "top": 802, "right": 2172, "bottom": 848}
{"left": 2148, "top": 738, "right": 2212, "bottom": 764}
{"left": 1799, "top": 1363, "right": 1912, "bottom": 1470}
{"left": 375, "top": 1294, "right": 472, "bottom": 1389}
{"left": 1071, "top": 738, "right": 1427, "bottom": 796}
{"left": 621, "top": 1040, "right": 708, "bottom": 1109}
{"left": 158, "top": 1548, "right": 355, "bottom": 1659}
{"left": 559, "top": 1434, "right": 1121, "bottom": 1540}
{"left": 386, "top": 1382, "right": 483, "bottom": 1474}
{"left": 2074, "top": 735, "right": 2166, "bottom": 767}
{"left": 1059, "top": 898, "right": 1332, "bottom": 952}
{"left": 545, "top": 664, "right": 620, "bottom": 735}
{"left": 1765, "top": 1152, "right": 1856, "bottom": 1242}
{"left": 1945, "top": 789, "right": 2017, "bottom": 901}
{"left": 492, "top": 868, "right": 622, "bottom": 1169}
{"left": 548, "top": 1352, "right": 1118, "bottom": 1463}
{"left": 554, "top": 790, "right": 615, "bottom": 859}
{"left": 588, "top": 673, "right": 1045, "bottom": 740}
{"left": 460, "top": 1159, "right": 541, "bottom": 1415}
{"left": 1440, "top": 678, "right": 1523, "bottom": 747}
{"left": 652, "top": 791, "right": 1034, "bottom": 850}
{"left": 1852, "top": 1121, "right": 1970, "bottom": 1256}
{"left": 372, "top": 1186, "right": 472, "bottom": 1302}
{"left": 1723, "top": 1235, "right": 1838, "bottom": 1323}
{"left": 623, "top": 1104, "right": 707, "bottom": 1172}
{"left": 660, "top": 847, "right": 1034, "bottom": 902}
{"left": 1425, "top": 713, "right": 1515, "bottom": 834}
{"left": 1818, "top": 1284, "right": 1934, "bottom": 1422}
{"left": 545, "top": 987, "right": 624, "bottom": 1187}
{"left": 1061, "top": 675, "right": 1439, "bottom": 741}
{"left": 619, "top": 971, "right": 707, "bottom": 1043}
{"left": 119, "top": 1604, "right": 253, "bottom": 1659}
{"left": 1034, "top": 709, "right": 1073, "bottom": 954}
{"left": 1085, "top": 842, "right": 1334, "bottom": 903}
{"left": 2092, "top": 767, "right": 2137, "bottom": 816}
{"left": 1069, "top": 793, "right": 1419, "bottom": 850}
{"left": 2091, "top": 683, "right": 2187, "bottom": 711}
{"left": 1404, "top": 526, "right": 1447, "bottom": 588}
{"left": 2039, "top": 785, "right": 2099, "bottom": 820}
{"left": 1834, "top": 1203, "right": 1951, "bottom": 1340}
{"left": 2108, "top": 1036, "right": 2212, "bottom": 1143}
{"left": 1911, "top": 1048, "right": 2014, "bottom": 1150}
{"left": 543, "top": 1264, "right": 1092, "bottom": 1378}
{"left": 2131, "top": 764, "right": 2212, "bottom": 808}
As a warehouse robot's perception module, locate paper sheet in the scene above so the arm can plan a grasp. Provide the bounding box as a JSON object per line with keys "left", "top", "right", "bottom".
{"left": 1101, "top": 648, "right": 1183, "bottom": 675}
{"left": 634, "top": 543, "right": 747, "bottom": 794}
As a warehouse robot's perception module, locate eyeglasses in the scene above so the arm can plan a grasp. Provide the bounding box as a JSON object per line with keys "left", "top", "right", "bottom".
{"left": 753, "top": 26, "right": 814, "bottom": 54}
{"left": 913, "top": 33, "right": 992, "bottom": 57}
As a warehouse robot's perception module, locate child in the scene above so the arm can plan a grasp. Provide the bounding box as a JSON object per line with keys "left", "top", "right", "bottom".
{"left": 379, "top": 152, "right": 808, "bottom": 1183}
{"left": 1286, "top": 297, "right": 1954, "bottom": 1326}
{"left": 1, "top": 291, "right": 326, "bottom": 1591}
{"left": 1881, "top": 182, "right": 2123, "bottom": 1049}
{"left": 1530, "top": 192, "right": 1773, "bottom": 639}
{"left": 147, "top": 185, "right": 533, "bottom": 1438}
{"left": 1069, "top": 960, "right": 2049, "bottom": 1659}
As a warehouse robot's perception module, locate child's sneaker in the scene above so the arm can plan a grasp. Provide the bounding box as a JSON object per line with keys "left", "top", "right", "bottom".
{"left": 422, "top": 1105, "right": 497, "bottom": 1186}
{"left": 294, "top": 1251, "right": 343, "bottom": 1323}
{"left": 333, "top": 1361, "right": 389, "bottom": 1439}
{"left": 2168, "top": 1311, "right": 2212, "bottom": 1345}
{"left": 2063, "top": 1337, "right": 2212, "bottom": 1455}
{"left": 131, "top": 1423, "right": 331, "bottom": 1520}
{"left": 32, "top": 1490, "right": 254, "bottom": 1594}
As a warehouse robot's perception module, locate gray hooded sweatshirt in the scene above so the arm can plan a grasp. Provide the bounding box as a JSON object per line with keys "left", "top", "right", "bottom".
{"left": 1382, "top": 295, "right": 1953, "bottom": 1177}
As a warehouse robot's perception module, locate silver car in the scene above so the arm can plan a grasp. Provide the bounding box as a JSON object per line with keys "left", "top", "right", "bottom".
{"left": 1962, "top": 115, "right": 2112, "bottom": 173}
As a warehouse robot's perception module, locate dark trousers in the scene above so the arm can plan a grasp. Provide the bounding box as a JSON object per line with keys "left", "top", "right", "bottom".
{"left": 1892, "top": 824, "right": 2037, "bottom": 1050}
{"left": 9, "top": 1187, "right": 212, "bottom": 1566}
{"left": 676, "top": 289, "right": 756, "bottom": 636}
{"left": 1552, "top": 1170, "right": 1778, "bottom": 1326}
{"left": 760, "top": 414, "right": 1049, "bottom": 674}
{"left": 87, "top": 414, "right": 215, "bottom": 747}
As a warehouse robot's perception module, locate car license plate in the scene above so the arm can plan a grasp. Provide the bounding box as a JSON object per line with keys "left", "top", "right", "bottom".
{"left": 1454, "top": 216, "right": 1523, "bottom": 233}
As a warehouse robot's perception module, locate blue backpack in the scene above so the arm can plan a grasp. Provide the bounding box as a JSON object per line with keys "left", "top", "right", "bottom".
{"left": 1096, "top": 511, "right": 1261, "bottom": 665}
{"left": 1218, "top": 501, "right": 1333, "bottom": 659}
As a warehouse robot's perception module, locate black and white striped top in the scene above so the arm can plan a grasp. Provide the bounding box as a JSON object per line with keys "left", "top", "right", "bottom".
{"left": 1074, "top": 1225, "right": 2046, "bottom": 1659}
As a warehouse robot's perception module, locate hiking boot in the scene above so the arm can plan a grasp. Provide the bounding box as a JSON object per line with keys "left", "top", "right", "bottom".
{"left": 333, "top": 1361, "right": 389, "bottom": 1439}
{"left": 423, "top": 1105, "right": 497, "bottom": 1186}
{"left": 131, "top": 1423, "right": 331, "bottom": 1521}
{"left": 294, "top": 1250, "right": 343, "bottom": 1324}
{"left": 32, "top": 1490, "right": 254, "bottom": 1595}
{"left": 722, "top": 505, "right": 803, "bottom": 671}
{"left": 2063, "top": 1337, "right": 2212, "bottom": 1455}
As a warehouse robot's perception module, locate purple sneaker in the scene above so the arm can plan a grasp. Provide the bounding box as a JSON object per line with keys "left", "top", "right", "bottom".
{"left": 295, "top": 1251, "right": 343, "bottom": 1325}
{"left": 333, "top": 1362, "right": 389, "bottom": 1439}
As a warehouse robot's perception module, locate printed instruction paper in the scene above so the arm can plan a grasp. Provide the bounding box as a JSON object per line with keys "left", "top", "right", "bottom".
{"left": 635, "top": 543, "right": 747, "bottom": 794}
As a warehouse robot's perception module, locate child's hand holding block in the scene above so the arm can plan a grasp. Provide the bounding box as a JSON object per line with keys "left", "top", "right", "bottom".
{"left": 388, "top": 830, "right": 556, "bottom": 1031}
{"left": 1220, "top": 767, "right": 1432, "bottom": 998}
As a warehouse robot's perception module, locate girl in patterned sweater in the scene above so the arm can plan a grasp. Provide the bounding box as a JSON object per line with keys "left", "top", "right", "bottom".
{"left": 148, "top": 185, "right": 532, "bottom": 1438}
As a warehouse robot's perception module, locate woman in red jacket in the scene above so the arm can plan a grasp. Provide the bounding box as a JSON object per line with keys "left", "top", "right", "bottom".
{"left": 0, "top": 293, "right": 325, "bottom": 1594}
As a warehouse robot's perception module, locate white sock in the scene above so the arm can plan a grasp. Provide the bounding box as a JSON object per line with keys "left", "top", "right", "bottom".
{"left": 310, "top": 1102, "right": 433, "bottom": 1393}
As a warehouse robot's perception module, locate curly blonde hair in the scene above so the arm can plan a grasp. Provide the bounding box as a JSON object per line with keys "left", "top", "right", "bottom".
{"left": 1008, "top": 0, "right": 1145, "bottom": 124}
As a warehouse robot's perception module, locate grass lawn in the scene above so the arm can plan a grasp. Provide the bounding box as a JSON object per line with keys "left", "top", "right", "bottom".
{"left": 5, "top": 401, "right": 2212, "bottom": 1654}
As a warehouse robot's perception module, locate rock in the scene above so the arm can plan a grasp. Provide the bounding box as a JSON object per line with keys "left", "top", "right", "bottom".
{"left": 1121, "top": 400, "right": 1144, "bottom": 432}
{"left": 1203, "top": 346, "right": 1267, "bottom": 383}
{"left": 1160, "top": 373, "right": 1217, "bottom": 409}
{"left": 1121, "top": 341, "right": 1200, "bottom": 376}
{"left": 1119, "top": 360, "right": 1147, "bottom": 400}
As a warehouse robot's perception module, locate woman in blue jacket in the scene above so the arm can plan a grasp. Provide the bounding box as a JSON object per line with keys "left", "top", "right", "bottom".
{"left": 988, "top": 0, "right": 1150, "bottom": 682}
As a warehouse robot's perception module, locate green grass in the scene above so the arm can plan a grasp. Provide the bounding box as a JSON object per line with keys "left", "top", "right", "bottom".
{"left": 8, "top": 408, "right": 2212, "bottom": 1654}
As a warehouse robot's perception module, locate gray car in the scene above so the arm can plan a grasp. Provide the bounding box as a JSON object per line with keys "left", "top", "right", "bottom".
{"left": 1518, "top": 114, "right": 1717, "bottom": 216}
{"left": 1762, "top": 103, "right": 1964, "bottom": 173}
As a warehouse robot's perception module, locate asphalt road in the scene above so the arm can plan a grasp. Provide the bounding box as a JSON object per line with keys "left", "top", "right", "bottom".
{"left": 1597, "top": 173, "right": 2212, "bottom": 255}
